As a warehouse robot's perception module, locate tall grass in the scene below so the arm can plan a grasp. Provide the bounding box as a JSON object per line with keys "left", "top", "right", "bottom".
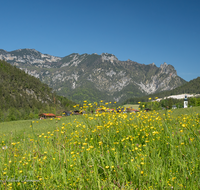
{"left": 0, "top": 107, "right": 200, "bottom": 189}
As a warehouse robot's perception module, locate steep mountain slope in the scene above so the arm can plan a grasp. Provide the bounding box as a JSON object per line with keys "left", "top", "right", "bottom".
{"left": 0, "top": 59, "right": 75, "bottom": 111}
{"left": 0, "top": 49, "right": 186, "bottom": 103}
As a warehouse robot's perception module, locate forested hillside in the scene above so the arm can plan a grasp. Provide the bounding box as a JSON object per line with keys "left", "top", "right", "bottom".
{"left": 124, "top": 77, "right": 200, "bottom": 104}
{"left": 0, "top": 60, "right": 75, "bottom": 121}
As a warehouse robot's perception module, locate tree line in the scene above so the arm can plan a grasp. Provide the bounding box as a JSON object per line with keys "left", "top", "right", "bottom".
{"left": 138, "top": 97, "right": 200, "bottom": 111}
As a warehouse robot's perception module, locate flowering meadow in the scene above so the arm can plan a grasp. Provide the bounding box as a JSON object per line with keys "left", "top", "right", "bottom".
{"left": 0, "top": 104, "right": 200, "bottom": 189}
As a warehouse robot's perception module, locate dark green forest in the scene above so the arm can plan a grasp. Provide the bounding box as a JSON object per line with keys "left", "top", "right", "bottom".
{"left": 0, "top": 60, "right": 76, "bottom": 122}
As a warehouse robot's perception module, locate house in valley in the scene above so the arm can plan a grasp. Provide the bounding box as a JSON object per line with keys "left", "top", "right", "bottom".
{"left": 39, "top": 113, "right": 56, "bottom": 119}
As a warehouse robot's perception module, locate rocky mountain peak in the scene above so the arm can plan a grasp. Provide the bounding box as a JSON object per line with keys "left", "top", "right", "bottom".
{"left": 0, "top": 49, "right": 186, "bottom": 103}
{"left": 160, "top": 62, "right": 168, "bottom": 68}
{"left": 101, "top": 53, "right": 118, "bottom": 63}
{"left": 149, "top": 62, "right": 156, "bottom": 66}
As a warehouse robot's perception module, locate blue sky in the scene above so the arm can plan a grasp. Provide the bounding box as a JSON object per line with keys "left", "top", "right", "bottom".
{"left": 0, "top": 0, "right": 199, "bottom": 81}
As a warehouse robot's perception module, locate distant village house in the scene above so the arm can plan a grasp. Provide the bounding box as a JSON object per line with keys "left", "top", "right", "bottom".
{"left": 39, "top": 113, "right": 56, "bottom": 120}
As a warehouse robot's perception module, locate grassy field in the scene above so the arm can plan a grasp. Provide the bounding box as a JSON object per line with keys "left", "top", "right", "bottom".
{"left": 0, "top": 106, "right": 200, "bottom": 189}
{"left": 122, "top": 104, "right": 139, "bottom": 110}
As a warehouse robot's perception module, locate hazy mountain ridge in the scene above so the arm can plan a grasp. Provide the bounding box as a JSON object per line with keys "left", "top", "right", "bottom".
{"left": 0, "top": 48, "right": 61, "bottom": 67}
{"left": 0, "top": 49, "right": 186, "bottom": 103}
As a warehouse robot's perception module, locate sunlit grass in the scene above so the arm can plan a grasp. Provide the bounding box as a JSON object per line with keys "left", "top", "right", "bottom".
{"left": 122, "top": 104, "right": 139, "bottom": 110}
{"left": 0, "top": 106, "right": 200, "bottom": 189}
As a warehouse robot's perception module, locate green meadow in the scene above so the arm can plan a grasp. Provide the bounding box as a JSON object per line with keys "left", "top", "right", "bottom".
{"left": 0, "top": 106, "right": 200, "bottom": 189}
{"left": 122, "top": 104, "right": 139, "bottom": 110}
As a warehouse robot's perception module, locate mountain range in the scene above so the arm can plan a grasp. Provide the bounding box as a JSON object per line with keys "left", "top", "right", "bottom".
{"left": 0, "top": 49, "right": 186, "bottom": 103}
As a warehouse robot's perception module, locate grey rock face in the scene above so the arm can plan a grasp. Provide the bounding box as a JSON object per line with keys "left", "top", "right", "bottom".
{"left": 0, "top": 49, "right": 186, "bottom": 103}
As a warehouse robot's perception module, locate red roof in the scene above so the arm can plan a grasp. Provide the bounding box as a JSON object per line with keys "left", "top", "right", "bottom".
{"left": 39, "top": 113, "right": 56, "bottom": 117}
